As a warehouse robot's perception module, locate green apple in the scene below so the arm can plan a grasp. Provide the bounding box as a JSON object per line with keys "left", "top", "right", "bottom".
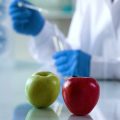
{"left": 25, "top": 71, "right": 60, "bottom": 108}
{"left": 25, "top": 108, "right": 59, "bottom": 120}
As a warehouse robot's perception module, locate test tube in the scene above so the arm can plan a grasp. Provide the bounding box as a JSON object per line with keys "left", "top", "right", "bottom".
{"left": 52, "top": 25, "right": 64, "bottom": 51}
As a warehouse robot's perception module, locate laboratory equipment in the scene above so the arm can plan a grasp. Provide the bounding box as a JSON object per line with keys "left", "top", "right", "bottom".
{"left": 0, "top": 26, "right": 6, "bottom": 54}
{"left": 52, "top": 25, "right": 64, "bottom": 52}
{"left": 60, "top": 0, "right": 73, "bottom": 12}
{"left": 17, "top": 1, "right": 48, "bottom": 14}
{"left": 17, "top": 1, "right": 73, "bottom": 17}
{"left": 0, "top": 0, "right": 7, "bottom": 56}
{"left": 0, "top": 0, "right": 13, "bottom": 69}
{"left": 28, "top": 0, "right": 74, "bottom": 12}
{"left": 0, "top": 0, "right": 6, "bottom": 19}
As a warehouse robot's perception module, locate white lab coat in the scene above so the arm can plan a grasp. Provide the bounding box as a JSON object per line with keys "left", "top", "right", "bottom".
{"left": 30, "top": 0, "right": 120, "bottom": 79}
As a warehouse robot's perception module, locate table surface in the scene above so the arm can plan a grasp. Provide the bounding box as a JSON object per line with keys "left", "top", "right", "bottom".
{"left": 0, "top": 62, "right": 120, "bottom": 120}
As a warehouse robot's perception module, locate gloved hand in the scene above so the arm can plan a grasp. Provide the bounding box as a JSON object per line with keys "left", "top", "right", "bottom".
{"left": 53, "top": 50, "right": 91, "bottom": 77}
{"left": 9, "top": 0, "right": 45, "bottom": 36}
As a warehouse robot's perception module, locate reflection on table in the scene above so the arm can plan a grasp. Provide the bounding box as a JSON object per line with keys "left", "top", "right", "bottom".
{"left": 13, "top": 103, "right": 94, "bottom": 120}
{"left": 68, "top": 115, "right": 93, "bottom": 120}
{"left": 0, "top": 63, "right": 120, "bottom": 120}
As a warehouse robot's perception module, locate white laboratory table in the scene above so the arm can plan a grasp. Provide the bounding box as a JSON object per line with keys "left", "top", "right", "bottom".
{"left": 0, "top": 62, "right": 120, "bottom": 120}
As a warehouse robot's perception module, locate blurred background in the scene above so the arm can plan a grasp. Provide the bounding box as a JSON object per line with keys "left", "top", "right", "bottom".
{"left": 0, "top": 0, "right": 75, "bottom": 68}
{"left": 1, "top": 1, "right": 120, "bottom": 120}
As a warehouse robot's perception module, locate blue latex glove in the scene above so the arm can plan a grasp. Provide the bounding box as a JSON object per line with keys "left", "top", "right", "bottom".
{"left": 53, "top": 50, "right": 91, "bottom": 77}
{"left": 9, "top": 0, "right": 45, "bottom": 36}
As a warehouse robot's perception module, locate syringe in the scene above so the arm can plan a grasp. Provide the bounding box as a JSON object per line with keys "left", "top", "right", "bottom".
{"left": 17, "top": 1, "right": 48, "bottom": 14}
{"left": 17, "top": 1, "right": 73, "bottom": 19}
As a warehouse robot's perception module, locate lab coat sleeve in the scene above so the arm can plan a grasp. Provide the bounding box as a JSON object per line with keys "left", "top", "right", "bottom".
{"left": 90, "top": 56, "right": 120, "bottom": 79}
{"left": 29, "top": 21, "right": 70, "bottom": 64}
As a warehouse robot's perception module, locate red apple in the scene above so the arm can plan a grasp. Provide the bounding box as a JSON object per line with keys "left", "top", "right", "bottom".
{"left": 62, "top": 77, "right": 100, "bottom": 116}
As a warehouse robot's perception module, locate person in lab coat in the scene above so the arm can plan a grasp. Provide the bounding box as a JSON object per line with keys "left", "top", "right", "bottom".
{"left": 9, "top": 0, "right": 120, "bottom": 79}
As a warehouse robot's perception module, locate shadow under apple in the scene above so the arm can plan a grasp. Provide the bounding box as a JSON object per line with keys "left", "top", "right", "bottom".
{"left": 13, "top": 103, "right": 32, "bottom": 120}
{"left": 68, "top": 115, "right": 93, "bottom": 120}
